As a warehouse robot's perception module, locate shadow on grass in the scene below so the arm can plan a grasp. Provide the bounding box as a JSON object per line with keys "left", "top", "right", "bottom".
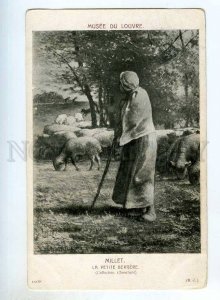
{"left": 35, "top": 204, "right": 126, "bottom": 217}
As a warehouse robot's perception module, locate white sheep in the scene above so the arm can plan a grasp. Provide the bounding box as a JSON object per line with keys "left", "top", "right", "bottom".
{"left": 55, "top": 114, "right": 67, "bottom": 125}
{"left": 78, "top": 128, "right": 108, "bottom": 137}
{"left": 64, "top": 115, "right": 76, "bottom": 126}
{"left": 76, "top": 121, "right": 92, "bottom": 128}
{"left": 75, "top": 112, "right": 84, "bottom": 122}
{"left": 53, "top": 130, "right": 77, "bottom": 140}
{"left": 78, "top": 128, "right": 98, "bottom": 137}
{"left": 53, "top": 136, "right": 102, "bottom": 171}
{"left": 44, "top": 124, "right": 81, "bottom": 135}
{"left": 93, "top": 130, "right": 114, "bottom": 148}
{"left": 78, "top": 128, "right": 114, "bottom": 148}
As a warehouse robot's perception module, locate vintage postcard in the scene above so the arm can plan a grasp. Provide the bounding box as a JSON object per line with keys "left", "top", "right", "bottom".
{"left": 27, "top": 9, "right": 207, "bottom": 289}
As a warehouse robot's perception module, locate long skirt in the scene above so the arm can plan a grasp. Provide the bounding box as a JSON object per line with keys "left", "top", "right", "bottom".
{"left": 112, "top": 133, "right": 157, "bottom": 209}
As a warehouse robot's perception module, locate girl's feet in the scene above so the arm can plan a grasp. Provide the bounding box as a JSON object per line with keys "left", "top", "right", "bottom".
{"left": 126, "top": 207, "right": 146, "bottom": 217}
{"left": 140, "top": 205, "right": 156, "bottom": 222}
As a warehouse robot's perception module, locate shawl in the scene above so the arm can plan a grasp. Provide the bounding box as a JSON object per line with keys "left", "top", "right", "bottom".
{"left": 119, "top": 86, "right": 155, "bottom": 146}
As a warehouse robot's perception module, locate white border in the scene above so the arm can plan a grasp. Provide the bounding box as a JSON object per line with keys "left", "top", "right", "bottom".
{"left": 27, "top": 9, "right": 207, "bottom": 290}
{"left": 1, "top": 0, "right": 220, "bottom": 299}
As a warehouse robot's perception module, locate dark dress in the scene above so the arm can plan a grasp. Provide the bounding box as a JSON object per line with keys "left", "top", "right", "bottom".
{"left": 112, "top": 133, "right": 157, "bottom": 209}
{"left": 112, "top": 87, "right": 157, "bottom": 209}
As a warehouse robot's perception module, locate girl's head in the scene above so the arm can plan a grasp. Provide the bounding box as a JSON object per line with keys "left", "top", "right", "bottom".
{"left": 119, "top": 71, "right": 139, "bottom": 93}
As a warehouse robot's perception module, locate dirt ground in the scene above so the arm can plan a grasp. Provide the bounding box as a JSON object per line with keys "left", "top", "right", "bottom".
{"left": 33, "top": 160, "right": 200, "bottom": 254}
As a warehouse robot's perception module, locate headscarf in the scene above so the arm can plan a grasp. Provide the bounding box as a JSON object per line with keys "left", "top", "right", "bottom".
{"left": 120, "top": 71, "right": 139, "bottom": 92}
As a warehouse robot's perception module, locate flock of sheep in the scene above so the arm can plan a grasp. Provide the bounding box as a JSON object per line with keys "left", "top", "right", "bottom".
{"left": 34, "top": 113, "right": 115, "bottom": 171}
{"left": 34, "top": 113, "right": 200, "bottom": 185}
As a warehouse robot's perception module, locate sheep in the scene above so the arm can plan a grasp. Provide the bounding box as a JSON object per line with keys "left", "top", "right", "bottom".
{"left": 156, "top": 130, "right": 175, "bottom": 156}
{"left": 182, "top": 128, "right": 200, "bottom": 136}
{"left": 155, "top": 128, "right": 200, "bottom": 175}
{"left": 55, "top": 114, "right": 67, "bottom": 125}
{"left": 76, "top": 128, "right": 115, "bottom": 160}
{"left": 156, "top": 130, "right": 176, "bottom": 174}
{"left": 75, "top": 112, "right": 84, "bottom": 122}
{"left": 43, "top": 124, "right": 81, "bottom": 135}
{"left": 77, "top": 128, "right": 114, "bottom": 148}
{"left": 76, "top": 121, "right": 92, "bottom": 128}
{"left": 78, "top": 128, "right": 108, "bottom": 137}
{"left": 77, "top": 128, "right": 94, "bottom": 137}
{"left": 174, "top": 127, "right": 200, "bottom": 137}
{"left": 64, "top": 115, "right": 76, "bottom": 126}
{"left": 42, "top": 133, "right": 50, "bottom": 138}
{"left": 188, "top": 160, "right": 200, "bottom": 185}
{"left": 156, "top": 129, "right": 175, "bottom": 139}
{"left": 53, "top": 136, "right": 102, "bottom": 171}
{"left": 168, "top": 133, "right": 200, "bottom": 181}
{"left": 34, "top": 134, "right": 67, "bottom": 160}
{"left": 93, "top": 130, "right": 114, "bottom": 148}
{"left": 53, "top": 130, "right": 77, "bottom": 140}
{"left": 42, "top": 148, "right": 54, "bottom": 160}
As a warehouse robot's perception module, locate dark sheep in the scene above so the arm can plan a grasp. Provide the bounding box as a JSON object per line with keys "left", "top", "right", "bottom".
{"left": 188, "top": 160, "right": 200, "bottom": 185}
{"left": 169, "top": 133, "right": 200, "bottom": 181}
{"left": 156, "top": 130, "right": 177, "bottom": 174}
{"left": 34, "top": 134, "right": 66, "bottom": 160}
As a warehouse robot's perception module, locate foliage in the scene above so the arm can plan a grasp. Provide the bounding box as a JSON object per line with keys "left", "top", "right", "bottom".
{"left": 33, "top": 91, "right": 64, "bottom": 104}
{"left": 33, "top": 30, "right": 199, "bottom": 128}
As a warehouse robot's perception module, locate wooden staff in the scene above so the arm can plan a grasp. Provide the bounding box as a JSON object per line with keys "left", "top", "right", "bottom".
{"left": 90, "top": 141, "right": 116, "bottom": 210}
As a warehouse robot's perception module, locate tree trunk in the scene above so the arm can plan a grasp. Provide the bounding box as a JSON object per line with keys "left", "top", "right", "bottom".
{"left": 98, "top": 85, "right": 106, "bottom": 127}
{"left": 179, "top": 31, "right": 191, "bottom": 128}
{"left": 72, "top": 34, "right": 97, "bottom": 127}
{"left": 84, "top": 84, "right": 97, "bottom": 127}
{"left": 184, "top": 73, "right": 190, "bottom": 127}
{"left": 105, "top": 91, "right": 116, "bottom": 128}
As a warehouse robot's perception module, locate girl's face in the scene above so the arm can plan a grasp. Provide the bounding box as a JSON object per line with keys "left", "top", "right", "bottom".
{"left": 119, "top": 83, "right": 126, "bottom": 94}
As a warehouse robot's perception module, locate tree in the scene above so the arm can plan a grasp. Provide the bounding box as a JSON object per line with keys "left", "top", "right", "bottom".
{"left": 33, "top": 31, "right": 98, "bottom": 127}
{"left": 33, "top": 91, "right": 64, "bottom": 104}
{"left": 33, "top": 30, "right": 199, "bottom": 129}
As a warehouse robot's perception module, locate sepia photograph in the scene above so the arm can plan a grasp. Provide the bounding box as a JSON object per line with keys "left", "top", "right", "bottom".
{"left": 26, "top": 9, "right": 207, "bottom": 289}
{"left": 32, "top": 29, "right": 201, "bottom": 254}
{"left": 4, "top": 0, "right": 220, "bottom": 296}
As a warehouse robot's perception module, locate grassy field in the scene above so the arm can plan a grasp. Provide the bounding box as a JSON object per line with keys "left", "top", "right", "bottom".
{"left": 33, "top": 160, "right": 200, "bottom": 254}
{"left": 33, "top": 102, "right": 200, "bottom": 254}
